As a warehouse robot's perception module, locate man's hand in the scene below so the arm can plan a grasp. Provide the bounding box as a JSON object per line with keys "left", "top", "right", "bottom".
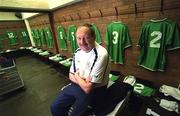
{"left": 86, "top": 76, "right": 92, "bottom": 82}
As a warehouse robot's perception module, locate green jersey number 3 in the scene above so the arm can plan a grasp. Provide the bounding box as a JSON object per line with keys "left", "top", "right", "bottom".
{"left": 112, "top": 31, "right": 118, "bottom": 44}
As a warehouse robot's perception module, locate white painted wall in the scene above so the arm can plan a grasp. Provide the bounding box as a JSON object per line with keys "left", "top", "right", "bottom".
{"left": 0, "top": 12, "right": 21, "bottom": 21}
{"left": 0, "top": 0, "right": 83, "bottom": 10}
{"left": 0, "top": 0, "right": 49, "bottom": 9}
{"left": 48, "top": 0, "right": 83, "bottom": 9}
{"left": 0, "top": 0, "right": 83, "bottom": 20}
{"left": 22, "top": 13, "right": 39, "bottom": 19}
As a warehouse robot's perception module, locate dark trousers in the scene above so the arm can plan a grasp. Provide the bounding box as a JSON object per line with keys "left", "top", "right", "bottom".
{"left": 50, "top": 83, "right": 107, "bottom": 116}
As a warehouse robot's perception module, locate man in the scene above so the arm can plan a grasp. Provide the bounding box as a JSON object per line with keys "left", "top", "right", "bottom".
{"left": 51, "top": 23, "right": 110, "bottom": 116}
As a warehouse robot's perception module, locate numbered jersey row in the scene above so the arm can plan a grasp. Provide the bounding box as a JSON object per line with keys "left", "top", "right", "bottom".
{"left": 104, "top": 19, "right": 180, "bottom": 72}
{"left": 0, "top": 29, "right": 30, "bottom": 47}
{"left": 55, "top": 19, "right": 180, "bottom": 72}
{"left": 1, "top": 18, "right": 180, "bottom": 72}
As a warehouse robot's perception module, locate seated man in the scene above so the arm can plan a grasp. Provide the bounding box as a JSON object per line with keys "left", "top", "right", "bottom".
{"left": 50, "top": 23, "right": 111, "bottom": 116}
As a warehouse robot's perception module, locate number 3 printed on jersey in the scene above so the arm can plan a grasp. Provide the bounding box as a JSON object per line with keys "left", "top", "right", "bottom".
{"left": 150, "top": 31, "right": 162, "bottom": 48}
{"left": 112, "top": 31, "right": 118, "bottom": 44}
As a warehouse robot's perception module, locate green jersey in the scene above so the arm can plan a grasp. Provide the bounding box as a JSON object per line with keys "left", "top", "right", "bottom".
{"left": 34, "top": 29, "right": 41, "bottom": 47}
{"left": 67, "top": 25, "right": 78, "bottom": 53}
{"left": 6, "top": 31, "right": 18, "bottom": 46}
{"left": 109, "top": 74, "right": 119, "bottom": 82}
{"left": 133, "top": 83, "right": 155, "bottom": 97}
{"left": 39, "top": 29, "right": 47, "bottom": 46}
{"left": 92, "top": 24, "right": 102, "bottom": 44}
{"left": 44, "top": 27, "right": 54, "bottom": 48}
{"left": 20, "top": 30, "right": 30, "bottom": 45}
{"left": 57, "top": 26, "right": 67, "bottom": 50}
{"left": 105, "top": 22, "right": 132, "bottom": 64}
{"left": 31, "top": 29, "right": 38, "bottom": 46}
{"left": 137, "top": 19, "right": 180, "bottom": 71}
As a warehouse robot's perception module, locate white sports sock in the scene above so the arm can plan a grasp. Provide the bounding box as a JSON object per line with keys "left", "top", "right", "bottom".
{"left": 146, "top": 108, "right": 160, "bottom": 116}
{"left": 123, "top": 75, "right": 136, "bottom": 86}
{"left": 159, "top": 85, "right": 180, "bottom": 100}
{"left": 159, "top": 99, "right": 179, "bottom": 113}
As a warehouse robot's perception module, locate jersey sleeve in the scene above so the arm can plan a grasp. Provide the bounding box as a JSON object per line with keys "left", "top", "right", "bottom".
{"left": 104, "top": 25, "right": 109, "bottom": 46}
{"left": 104, "top": 24, "right": 111, "bottom": 54}
{"left": 167, "top": 23, "right": 180, "bottom": 50}
{"left": 124, "top": 25, "right": 132, "bottom": 48}
{"left": 92, "top": 24, "right": 102, "bottom": 44}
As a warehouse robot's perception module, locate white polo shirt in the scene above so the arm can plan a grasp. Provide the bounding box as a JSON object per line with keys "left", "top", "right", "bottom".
{"left": 70, "top": 42, "right": 110, "bottom": 88}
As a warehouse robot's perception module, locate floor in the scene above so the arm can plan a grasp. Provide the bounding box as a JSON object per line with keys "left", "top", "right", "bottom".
{"left": 0, "top": 55, "right": 70, "bottom": 116}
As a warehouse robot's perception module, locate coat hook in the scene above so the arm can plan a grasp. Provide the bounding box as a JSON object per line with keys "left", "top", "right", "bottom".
{"left": 77, "top": 13, "right": 81, "bottom": 20}
{"left": 114, "top": 6, "right": 118, "bottom": 19}
{"left": 99, "top": 9, "right": 103, "bottom": 17}
{"left": 87, "top": 11, "right": 91, "bottom": 18}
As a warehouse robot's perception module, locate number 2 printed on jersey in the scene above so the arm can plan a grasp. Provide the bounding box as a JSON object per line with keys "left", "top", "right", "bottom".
{"left": 150, "top": 31, "right": 162, "bottom": 48}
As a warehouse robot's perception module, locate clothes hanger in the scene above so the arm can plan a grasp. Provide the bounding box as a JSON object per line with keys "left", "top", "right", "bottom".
{"left": 150, "top": 12, "right": 167, "bottom": 22}
{"left": 150, "top": 17, "right": 167, "bottom": 22}
{"left": 150, "top": 0, "right": 167, "bottom": 22}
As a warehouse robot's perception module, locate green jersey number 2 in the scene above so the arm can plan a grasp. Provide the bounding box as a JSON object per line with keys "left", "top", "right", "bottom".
{"left": 150, "top": 31, "right": 162, "bottom": 48}
{"left": 134, "top": 83, "right": 144, "bottom": 93}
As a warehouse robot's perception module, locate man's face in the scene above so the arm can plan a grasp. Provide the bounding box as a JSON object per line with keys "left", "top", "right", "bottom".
{"left": 76, "top": 26, "right": 95, "bottom": 52}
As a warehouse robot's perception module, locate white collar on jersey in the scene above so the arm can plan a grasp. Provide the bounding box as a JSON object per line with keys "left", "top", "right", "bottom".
{"left": 150, "top": 18, "right": 167, "bottom": 22}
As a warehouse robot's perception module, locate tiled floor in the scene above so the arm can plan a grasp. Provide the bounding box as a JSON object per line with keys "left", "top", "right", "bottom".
{"left": 0, "top": 56, "right": 70, "bottom": 116}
